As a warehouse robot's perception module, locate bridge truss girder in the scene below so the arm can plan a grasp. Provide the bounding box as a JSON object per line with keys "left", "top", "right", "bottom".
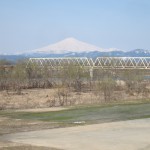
{"left": 28, "top": 57, "right": 94, "bottom": 69}
{"left": 28, "top": 57, "right": 150, "bottom": 69}
{"left": 95, "top": 57, "right": 150, "bottom": 69}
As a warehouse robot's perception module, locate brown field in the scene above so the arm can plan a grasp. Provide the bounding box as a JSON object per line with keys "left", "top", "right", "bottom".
{"left": 0, "top": 87, "right": 150, "bottom": 110}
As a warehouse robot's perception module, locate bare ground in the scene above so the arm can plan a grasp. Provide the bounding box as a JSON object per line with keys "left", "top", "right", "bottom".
{"left": 0, "top": 141, "right": 60, "bottom": 150}
{"left": 0, "top": 116, "right": 72, "bottom": 149}
{"left": 1, "top": 118, "right": 150, "bottom": 150}
{"left": 15, "top": 107, "right": 68, "bottom": 112}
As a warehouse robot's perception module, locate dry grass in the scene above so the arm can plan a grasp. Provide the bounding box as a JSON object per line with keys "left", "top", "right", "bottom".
{"left": 0, "top": 88, "right": 150, "bottom": 110}
{"left": 0, "top": 116, "right": 73, "bottom": 136}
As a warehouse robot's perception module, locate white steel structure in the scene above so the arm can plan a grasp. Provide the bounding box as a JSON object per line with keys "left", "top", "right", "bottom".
{"left": 95, "top": 57, "right": 150, "bottom": 69}
{"left": 28, "top": 57, "right": 94, "bottom": 68}
{"left": 28, "top": 57, "right": 150, "bottom": 69}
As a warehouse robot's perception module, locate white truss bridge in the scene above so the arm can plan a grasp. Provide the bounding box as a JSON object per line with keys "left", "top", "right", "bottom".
{"left": 28, "top": 57, "right": 150, "bottom": 69}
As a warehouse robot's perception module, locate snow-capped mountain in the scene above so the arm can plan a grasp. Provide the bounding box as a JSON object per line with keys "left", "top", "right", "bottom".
{"left": 32, "top": 37, "right": 103, "bottom": 53}
{"left": 126, "top": 49, "right": 150, "bottom": 56}
{"left": 30, "top": 37, "right": 120, "bottom": 54}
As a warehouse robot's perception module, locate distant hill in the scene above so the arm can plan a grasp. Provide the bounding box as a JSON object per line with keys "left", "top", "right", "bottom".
{"left": 1, "top": 49, "right": 150, "bottom": 62}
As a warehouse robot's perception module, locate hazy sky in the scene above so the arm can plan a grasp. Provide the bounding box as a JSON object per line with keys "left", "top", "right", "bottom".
{"left": 0, "top": 0, "right": 150, "bottom": 53}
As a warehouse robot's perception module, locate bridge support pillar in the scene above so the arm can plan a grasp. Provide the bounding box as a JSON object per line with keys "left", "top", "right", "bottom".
{"left": 90, "top": 67, "right": 93, "bottom": 80}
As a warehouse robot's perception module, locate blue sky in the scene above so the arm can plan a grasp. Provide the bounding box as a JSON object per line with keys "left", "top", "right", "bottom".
{"left": 0, "top": 0, "right": 150, "bottom": 53}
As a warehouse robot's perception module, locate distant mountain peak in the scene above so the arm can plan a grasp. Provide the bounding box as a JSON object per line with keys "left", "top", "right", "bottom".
{"left": 33, "top": 37, "right": 103, "bottom": 54}
{"left": 62, "top": 37, "right": 79, "bottom": 42}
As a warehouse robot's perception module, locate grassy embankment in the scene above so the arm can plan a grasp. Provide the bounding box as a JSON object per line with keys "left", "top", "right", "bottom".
{"left": 1, "top": 101, "right": 150, "bottom": 124}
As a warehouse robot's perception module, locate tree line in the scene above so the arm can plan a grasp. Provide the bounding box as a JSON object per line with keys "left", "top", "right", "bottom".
{"left": 0, "top": 59, "right": 150, "bottom": 105}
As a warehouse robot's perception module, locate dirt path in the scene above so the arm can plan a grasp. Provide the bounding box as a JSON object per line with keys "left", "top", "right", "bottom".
{"left": 1, "top": 118, "right": 150, "bottom": 150}
{"left": 15, "top": 107, "right": 68, "bottom": 112}
{"left": 0, "top": 141, "right": 60, "bottom": 150}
